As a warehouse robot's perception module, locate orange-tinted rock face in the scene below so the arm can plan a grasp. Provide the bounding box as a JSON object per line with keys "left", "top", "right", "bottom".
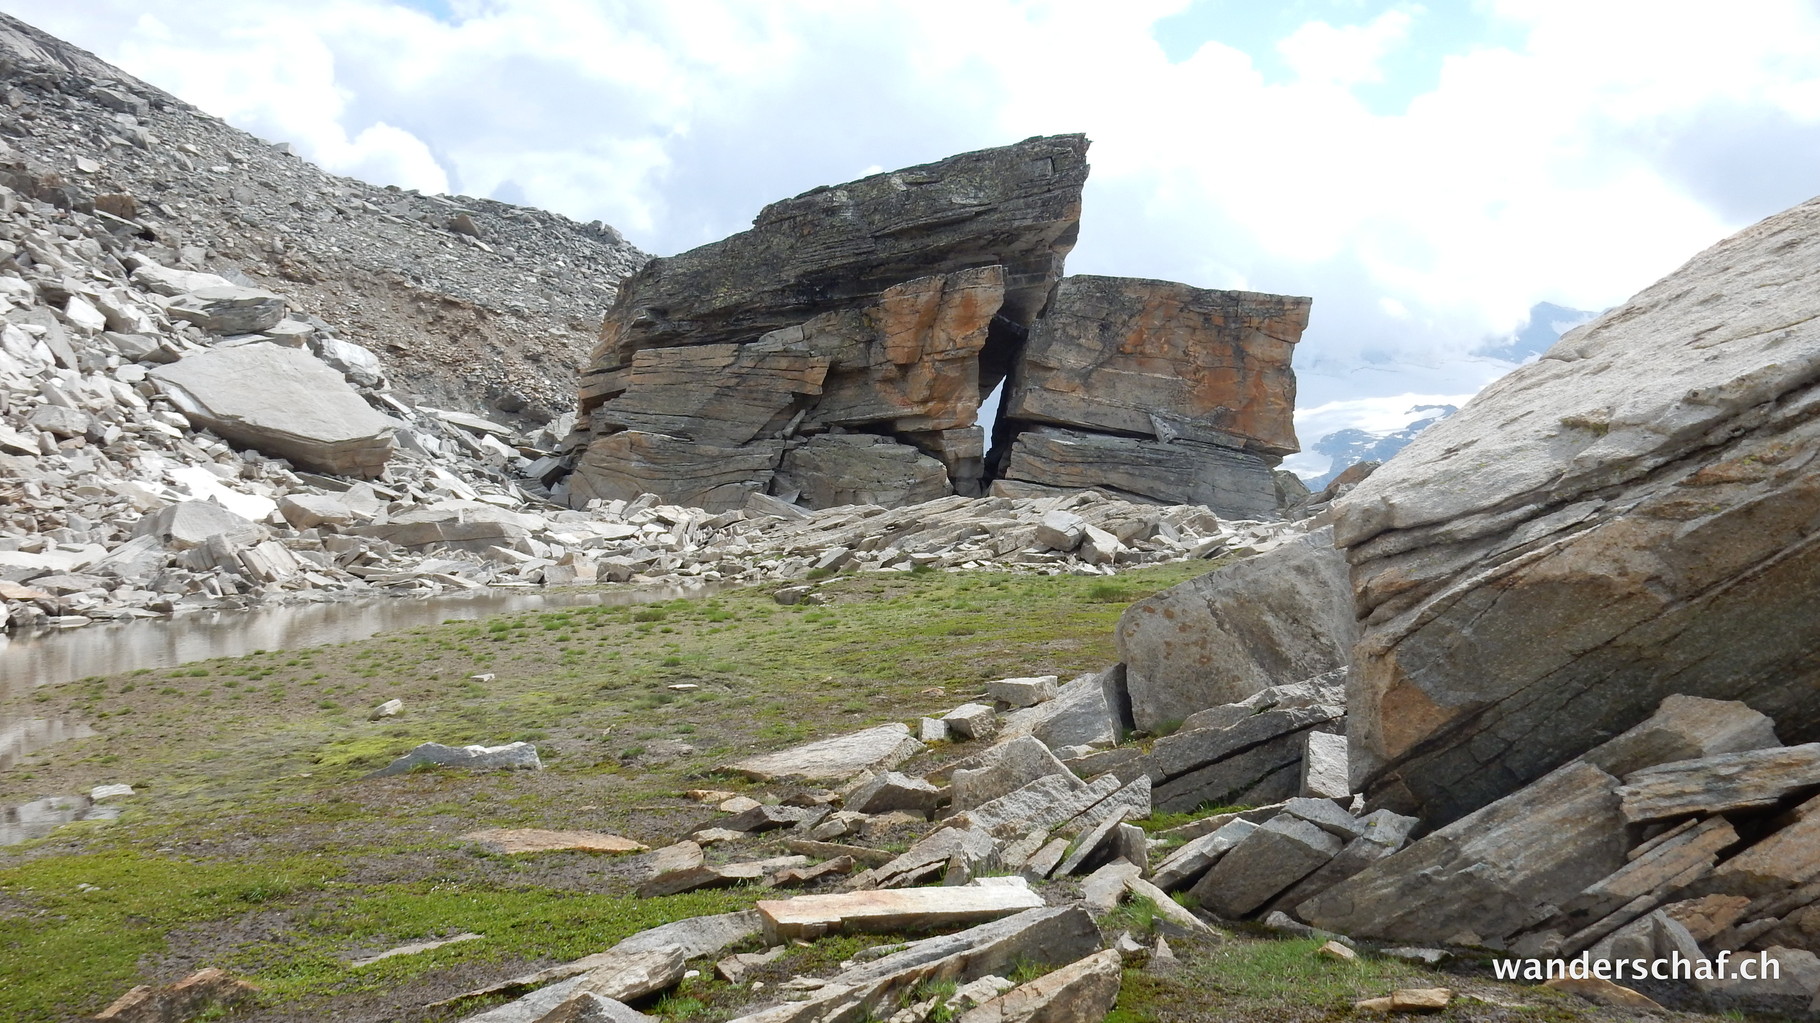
{"left": 1003, "top": 275, "right": 1309, "bottom": 458}
{"left": 808, "top": 266, "right": 1003, "bottom": 434}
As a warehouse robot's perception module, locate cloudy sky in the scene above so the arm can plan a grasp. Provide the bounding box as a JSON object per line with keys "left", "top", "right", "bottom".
{"left": 11, "top": 0, "right": 1820, "bottom": 473}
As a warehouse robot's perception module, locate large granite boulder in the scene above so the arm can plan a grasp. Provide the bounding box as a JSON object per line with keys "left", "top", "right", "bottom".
{"left": 150, "top": 345, "right": 397, "bottom": 477}
{"left": 1115, "top": 530, "right": 1357, "bottom": 732}
{"left": 1333, "top": 193, "right": 1820, "bottom": 825}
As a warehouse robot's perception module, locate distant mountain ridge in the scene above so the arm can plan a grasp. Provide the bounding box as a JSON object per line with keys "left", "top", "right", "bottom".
{"left": 1298, "top": 301, "right": 1599, "bottom": 488}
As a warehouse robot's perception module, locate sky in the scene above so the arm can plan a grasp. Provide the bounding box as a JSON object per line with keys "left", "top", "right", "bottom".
{"left": 10, "top": 0, "right": 1820, "bottom": 475}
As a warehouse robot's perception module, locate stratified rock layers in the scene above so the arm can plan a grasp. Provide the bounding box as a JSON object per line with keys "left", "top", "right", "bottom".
{"left": 996, "top": 276, "right": 1307, "bottom": 518}
{"left": 572, "top": 137, "right": 1313, "bottom": 515}
{"left": 1332, "top": 194, "right": 1820, "bottom": 826}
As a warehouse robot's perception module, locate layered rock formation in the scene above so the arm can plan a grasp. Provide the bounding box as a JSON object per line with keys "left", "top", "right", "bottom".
{"left": 571, "top": 141, "right": 1312, "bottom": 517}
{"left": 992, "top": 275, "right": 1308, "bottom": 518}
{"left": 1331, "top": 193, "right": 1820, "bottom": 825}
{"left": 571, "top": 137, "right": 1089, "bottom": 513}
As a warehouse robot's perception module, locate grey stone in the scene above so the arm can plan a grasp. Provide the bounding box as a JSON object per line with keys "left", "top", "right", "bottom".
{"left": 721, "top": 907, "right": 1102, "bottom": 1023}
{"left": 1149, "top": 818, "right": 1258, "bottom": 892}
{"left": 368, "top": 741, "right": 540, "bottom": 777}
{"left": 951, "top": 735, "right": 1080, "bottom": 813}
{"left": 1300, "top": 731, "right": 1350, "bottom": 800}
{"left": 952, "top": 773, "right": 1122, "bottom": 837}
{"left": 847, "top": 771, "right": 941, "bottom": 816}
{"left": 1281, "top": 797, "right": 1365, "bottom": 840}
{"left": 728, "top": 722, "right": 924, "bottom": 782}
{"left": 998, "top": 426, "right": 1280, "bottom": 519}
{"left": 1617, "top": 743, "right": 1820, "bottom": 824}
{"left": 944, "top": 703, "right": 998, "bottom": 741}
{"left": 132, "top": 500, "right": 267, "bottom": 550}
{"left": 167, "top": 285, "right": 286, "bottom": 334}
{"left": 1034, "top": 510, "right": 1087, "bottom": 551}
{"left": 952, "top": 948, "right": 1123, "bottom": 1023}
{"left": 1194, "top": 815, "right": 1341, "bottom": 919}
{"left": 150, "top": 345, "right": 397, "bottom": 476}
{"left": 1081, "top": 860, "right": 1141, "bottom": 914}
{"left": 1115, "top": 531, "right": 1357, "bottom": 732}
{"left": 987, "top": 675, "right": 1059, "bottom": 708}
{"left": 1000, "top": 667, "right": 1121, "bottom": 750}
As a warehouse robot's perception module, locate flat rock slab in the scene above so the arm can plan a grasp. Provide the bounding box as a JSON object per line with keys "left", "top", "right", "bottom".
{"left": 641, "top": 855, "right": 809, "bottom": 898}
{"left": 951, "top": 735, "right": 1081, "bottom": 812}
{"left": 463, "top": 829, "right": 647, "bottom": 855}
{"left": 350, "top": 932, "right": 482, "bottom": 967}
{"left": 150, "top": 345, "right": 397, "bottom": 477}
{"left": 759, "top": 884, "right": 1045, "bottom": 942}
{"left": 532, "top": 993, "right": 656, "bottom": 1023}
{"left": 1126, "top": 876, "right": 1213, "bottom": 936}
{"left": 727, "top": 723, "right": 924, "bottom": 782}
{"left": 1196, "top": 815, "right": 1342, "bottom": 919}
{"left": 1617, "top": 742, "right": 1820, "bottom": 823}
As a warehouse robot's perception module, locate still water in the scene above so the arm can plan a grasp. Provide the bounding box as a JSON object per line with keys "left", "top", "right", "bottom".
{"left": 0, "top": 582, "right": 713, "bottom": 770}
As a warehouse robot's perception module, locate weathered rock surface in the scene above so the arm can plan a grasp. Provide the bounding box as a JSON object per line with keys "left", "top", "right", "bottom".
{"left": 993, "top": 426, "right": 1280, "bottom": 519}
{"left": 461, "top": 829, "right": 647, "bottom": 855}
{"left": 1299, "top": 697, "right": 1770, "bottom": 945}
{"left": 572, "top": 138, "right": 1088, "bottom": 511}
{"left": 1333, "top": 193, "right": 1820, "bottom": 824}
{"left": 150, "top": 345, "right": 398, "bottom": 477}
{"left": 95, "top": 968, "right": 257, "bottom": 1023}
{"left": 953, "top": 948, "right": 1122, "bottom": 1023}
{"left": 727, "top": 723, "right": 924, "bottom": 783}
{"left": 757, "top": 883, "right": 1045, "bottom": 942}
{"left": 1116, "top": 530, "right": 1356, "bottom": 732}
{"left": 991, "top": 275, "right": 1309, "bottom": 517}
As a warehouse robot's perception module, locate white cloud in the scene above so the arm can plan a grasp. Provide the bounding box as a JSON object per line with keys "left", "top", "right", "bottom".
{"left": 1277, "top": 9, "right": 1414, "bottom": 86}
{"left": 8, "top": 0, "right": 1820, "bottom": 418}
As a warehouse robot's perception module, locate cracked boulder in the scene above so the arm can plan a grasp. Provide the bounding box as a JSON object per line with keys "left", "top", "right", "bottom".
{"left": 1333, "top": 193, "right": 1820, "bottom": 826}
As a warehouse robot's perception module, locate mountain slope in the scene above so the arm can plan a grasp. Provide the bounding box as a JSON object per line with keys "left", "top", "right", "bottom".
{"left": 0, "top": 11, "right": 648, "bottom": 423}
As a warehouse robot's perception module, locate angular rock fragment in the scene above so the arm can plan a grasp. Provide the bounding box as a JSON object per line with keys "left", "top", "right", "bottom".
{"left": 1616, "top": 743, "right": 1820, "bottom": 824}
{"left": 944, "top": 703, "right": 998, "bottom": 741}
{"left": 846, "top": 771, "right": 942, "bottom": 816}
{"left": 95, "top": 968, "right": 257, "bottom": 1023}
{"left": 150, "top": 346, "right": 397, "bottom": 477}
{"left": 758, "top": 883, "right": 1045, "bottom": 942}
{"left": 728, "top": 723, "right": 924, "bottom": 782}
{"left": 1194, "top": 815, "right": 1341, "bottom": 919}
{"left": 166, "top": 285, "right": 285, "bottom": 334}
{"left": 986, "top": 676, "right": 1059, "bottom": 708}
{"left": 952, "top": 948, "right": 1122, "bottom": 1023}
{"left": 950, "top": 735, "right": 1081, "bottom": 813}
{"left": 723, "top": 907, "right": 1102, "bottom": 1023}
{"left": 1149, "top": 818, "right": 1258, "bottom": 891}
{"left": 1116, "top": 532, "right": 1356, "bottom": 732}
